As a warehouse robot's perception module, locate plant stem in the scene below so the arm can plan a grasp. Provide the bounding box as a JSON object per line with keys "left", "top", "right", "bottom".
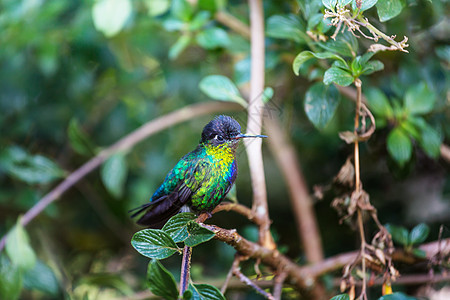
{"left": 179, "top": 246, "right": 192, "bottom": 298}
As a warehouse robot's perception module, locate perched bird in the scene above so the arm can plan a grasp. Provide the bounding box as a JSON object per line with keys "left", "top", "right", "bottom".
{"left": 131, "top": 115, "right": 267, "bottom": 228}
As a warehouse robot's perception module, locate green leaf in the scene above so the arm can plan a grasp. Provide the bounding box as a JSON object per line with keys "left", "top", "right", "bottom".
{"left": 262, "top": 87, "right": 274, "bottom": 103}
{"left": 416, "top": 121, "right": 441, "bottom": 158}
{"left": 352, "top": 0, "right": 377, "bottom": 11}
{"left": 0, "top": 146, "right": 65, "bottom": 185}
{"left": 147, "top": 260, "right": 178, "bottom": 300}
{"left": 68, "top": 119, "right": 95, "bottom": 156}
{"left": 0, "top": 255, "right": 22, "bottom": 300}
{"left": 366, "top": 88, "right": 393, "bottom": 118}
{"left": 144, "top": 0, "right": 170, "bottom": 16}
{"left": 376, "top": 0, "right": 406, "bottom": 22}
{"left": 409, "top": 223, "right": 429, "bottom": 245}
{"left": 318, "top": 31, "right": 358, "bottom": 57}
{"left": 199, "top": 75, "right": 247, "bottom": 107}
{"left": 189, "top": 11, "right": 211, "bottom": 31}
{"left": 298, "top": 0, "right": 323, "bottom": 19}
{"left": 23, "top": 260, "right": 59, "bottom": 296}
{"left": 323, "top": 66, "right": 354, "bottom": 86}
{"left": 6, "top": 220, "right": 36, "bottom": 270}
{"left": 169, "top": 35, "right": 192, "bottom": 60}
{"left": 322, "top": 0, "right": 338, "bottom": 10}
{"left": 171, "top": 0, "right": 193, "bottom": 21}
{"left": 292, "top": 50, "right": 347, "bottom": 76}
{"left": 196, "top": 27, "right": 230, "bottom": 49}
{"left": 330, "top": 294, "right": 350, "bottom": 300}
{"left": 361, "top": 60, "right": 384, "bottom": 75}
{"left": 404, "top": 82, "right": 436, "bottom": 115}
{"left": 385, "top": 224, "right": 410, "bottom": 246}
{"left": 92, "top": 0, "right": 132, "bottom": 37}
{"left": 189, "top": 283, "right": 225, "bottom": 300}
{"left": 387, "top": 127, "right": 412, "bottom": 166}
{"left": 378, "top": 292, "right": 418, "bottom": 300}
{"left": 411, "top": 248, "right": 426, "bottom": 258}
{"left": 101, "top": 153, "right": 128, "bottom": 198}
{"left": 338, "top": 0, "right": 352, "bottom": 7}
{"left": 184, "top": 222, "right": 215, "bottom": 247}
{"left": 131, "top": 229, "right": 180, "bottom": 259}
{"left": 304, "top": 82, "right": 341, "bottom": 129}
{"left": 162, "top": 213, "right": 197, "bottom": 243}
{"left": 266, "top": 14, "right": 305, "bottom": 44}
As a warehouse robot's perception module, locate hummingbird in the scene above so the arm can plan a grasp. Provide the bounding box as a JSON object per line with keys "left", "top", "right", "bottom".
{"left": 131, "top": 115, "right": 267, "bottom": 228}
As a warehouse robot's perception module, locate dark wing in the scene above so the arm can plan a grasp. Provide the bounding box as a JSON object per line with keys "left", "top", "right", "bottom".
{"left": 131, "top": 152, "right": 210, "bottom": 228}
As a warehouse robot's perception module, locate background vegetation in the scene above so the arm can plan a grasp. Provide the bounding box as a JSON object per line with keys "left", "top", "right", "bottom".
{"left": 0, "top": 0, "right": 449, "bottom": 299}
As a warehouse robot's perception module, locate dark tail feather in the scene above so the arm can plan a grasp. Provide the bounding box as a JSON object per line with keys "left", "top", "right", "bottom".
{"left": 130, "top": 194, "right": 185, "bottom": 229}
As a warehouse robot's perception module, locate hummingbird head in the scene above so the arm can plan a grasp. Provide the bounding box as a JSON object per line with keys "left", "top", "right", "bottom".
{"left": 201, "top": 115, "right": 267, "bottom": 148}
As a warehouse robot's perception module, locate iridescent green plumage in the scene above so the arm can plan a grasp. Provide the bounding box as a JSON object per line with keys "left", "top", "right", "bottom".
{"left": 131, "top": 115, "right": 266, "bottom": 228}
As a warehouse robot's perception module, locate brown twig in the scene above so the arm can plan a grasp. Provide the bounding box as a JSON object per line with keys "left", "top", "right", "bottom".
{"left": 201, "top": 223, "right": 450, "bottom": 291}
{"left": 273, "top": 271, "right": 288, "bottom": 300}
{"left": 0, "top": 101, "right": 242, "bottom": 251}
{"left": 246, "top": 0, "right": 276, "bottom": 250}
{"left": 215, "top": 11, "right": 251, "bottom": 39}
{"left": 212, "top": 202, "right": 256, "bottom": 223}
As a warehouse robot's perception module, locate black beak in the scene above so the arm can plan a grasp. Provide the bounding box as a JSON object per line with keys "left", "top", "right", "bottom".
{"left": 233, "top": 133, "right": 268, "bottom": 139}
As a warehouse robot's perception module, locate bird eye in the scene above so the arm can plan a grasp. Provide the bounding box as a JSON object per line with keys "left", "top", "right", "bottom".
{"left": 215, "top": 135, "right": 224, "bottom": 142}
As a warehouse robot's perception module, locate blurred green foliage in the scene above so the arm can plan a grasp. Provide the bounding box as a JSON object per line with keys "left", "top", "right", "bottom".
{"left": 0, "top": 0, "right": 448, "bottom": 299}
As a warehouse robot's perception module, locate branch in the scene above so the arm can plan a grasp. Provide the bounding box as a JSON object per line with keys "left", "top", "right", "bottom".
{"left": 246, "top": 0, "right": 275, "bottom": 250}
{"left": 0, "top": 102, "right": 242, "bottom": 251}
{"left": 201, "top": 223, "right": 450, "bottom": 292}
{"left": 215, "top": 11, "right": 251, "bottom": 39}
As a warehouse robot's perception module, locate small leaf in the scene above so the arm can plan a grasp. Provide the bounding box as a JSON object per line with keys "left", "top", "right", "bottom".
{"left": 323, "top": 66, "right": 354, "bottom": 86}
{"left": 189, "top": 11, "right": 211, "bottom": 31}
{"left": 352, "top": 0, "right": 378, "bottom": 11}
{"left": 385, "top": 224, "right": 410, "bottom": 246}
{"left": 266, "top": 14, "right": 305, "bottom": 43}
{"left": 147, "top": 260, "right": 178, "bottom": 300}
{"left": 322, "top": 0, "right": 338, "bottom": 10}
{"left": 292, "top": 50, "right": 347, "bottom": 75}
{"left": 6, "top": 220, "right": 36, "bottom": 270}
{"left": 366, "top": 88, "right": 393, "bottom": 118}
{"left": 318, "top": 31, "right": 358, "bottom": 57}
{"left": 409, "top": 223, "right": 429, "bottom": 245}
{"left": 68, "top": 119, "right": 95, "bottom": 156}
{"left": 404, "top": 82, "right": 436, "bottom": 115}
{"left": 162, "top": 213, "right": 197, "bottom": 243}
{"left": 330, "top": 294, "right": 350, "bottom": 300}
{"left": 189, "top": 283, "right": 225, "bottom": 300}
{"left": 171, "top": 0, "right": 193, "bottom": 21}
{"left": 338, "top": 0, "right": 352, "bottom": 7}
{"left": 196, "top": 27, "right": 230, "bottom": 49}
{"left": 131, "top": 229, "right": 180, "bottom": 259}
{"left": 339, "top": 131, "right": 358, "bottom": 144}
{"left": 376, "top": 0, "right": 406, "bottom": 22}
{"left": 361, "top": 60, "right": 384, "bottom": 75}
{"left": 0, "top": 255, "right": 23, "bottom": 300}
{"left": 411, "top": 248, "right": 426, "bottom": 258}
{"left": 413, "top": 120, "right": 441, "bottom": 158}
{"left": 101, "top": 153, "right": 128, "bottom": 198}
{"left": 304, "top": 82, "right": 341, "bottom": 129}
{"left": 144, "top": 0, "right": 170, "bottom": 16}
{"left": 184, "top": 222, "right": 215, "bottom": 247}
{"left": 386, "top": 127, "right": 412, "bottom": 167}
{"left": 92, "top": 0, "right": 132, "bottom": 37}
{"left": 199, "top": 75, "right": 247, "bottom": 107}
{"left": 262, "top": 87, "right": 274, "bottom": 103}
{"left": 0, "top": 146, "right": 65, "bottom": 185}
{"left": 23, "top": 260, "right": 59, "bottom": 296}
{"left": 169, "top": 35, "right": 192, "bottom": 60}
